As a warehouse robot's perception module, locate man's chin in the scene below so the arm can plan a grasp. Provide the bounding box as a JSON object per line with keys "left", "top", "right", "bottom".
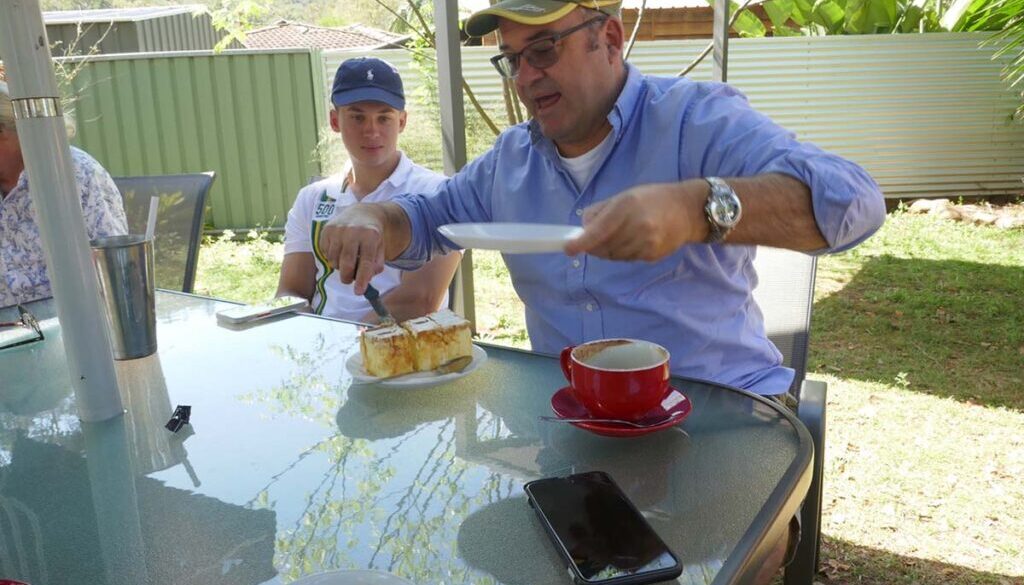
{"left": 534, "top": 118, "right": 568, "bottom": 142}
{"left": 353, "top": 152, "right": 390, "bottom": 167}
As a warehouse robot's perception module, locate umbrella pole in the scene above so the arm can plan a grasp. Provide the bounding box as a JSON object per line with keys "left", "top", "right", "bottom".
{"left": 0, "top": 0, "right": 124, "bottom": 421}
{"left": 82, "top": 417, "right": 152, "bottom": 585}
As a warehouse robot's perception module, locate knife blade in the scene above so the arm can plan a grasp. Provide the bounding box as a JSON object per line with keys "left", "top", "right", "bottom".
{"left": 363, "top": 283, "right": 396, "bottom": 325}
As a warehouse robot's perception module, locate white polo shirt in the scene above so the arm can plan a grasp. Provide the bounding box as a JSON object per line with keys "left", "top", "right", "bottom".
{"left": 283, "top": 153, "right": 447, "bottom": 321}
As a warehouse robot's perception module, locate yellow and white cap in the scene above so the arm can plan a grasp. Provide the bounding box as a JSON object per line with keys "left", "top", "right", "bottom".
{"left": 464, "top": 0, "right": 621, "bottom": 37}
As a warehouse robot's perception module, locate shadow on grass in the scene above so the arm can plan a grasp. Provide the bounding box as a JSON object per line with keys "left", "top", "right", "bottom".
{"left": 811, "top": 255, "right": 1024, "bottom": 410}
{"left": 816, "top": 535, "right": 1022, "bottom": 585}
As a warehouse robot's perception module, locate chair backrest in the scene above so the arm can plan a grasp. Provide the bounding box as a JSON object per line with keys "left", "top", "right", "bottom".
{"left": 113, "top": 173, "right": 215, "bottom": 293}
{"left": 751, "top": 246, "right": 818, "bottom": 394}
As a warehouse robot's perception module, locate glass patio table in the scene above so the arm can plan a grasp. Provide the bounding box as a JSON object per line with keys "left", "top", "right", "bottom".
{"left": 0, "top": 291, "right": 811, "bottom": 585}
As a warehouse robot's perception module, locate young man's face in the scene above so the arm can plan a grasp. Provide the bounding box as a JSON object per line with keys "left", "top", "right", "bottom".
{"left": 330, "top": 101, "right": 407, "bottom": 169}
{"left": 499, "top": 10, "right": 623, "bottom": 153}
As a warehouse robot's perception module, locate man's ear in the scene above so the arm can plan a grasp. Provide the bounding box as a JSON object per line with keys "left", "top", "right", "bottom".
{"left": 398, "top": 110, "right": 408, "bottom": 133}
{"left": 329, "top": 107, "right": 341, "bottom": 133}
{"left": 604, "top": 17, "right": 625, "bottom": 60}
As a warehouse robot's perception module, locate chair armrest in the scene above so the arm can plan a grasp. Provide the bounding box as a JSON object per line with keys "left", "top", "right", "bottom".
{"left": 797, "top": 379, "right": 826, "bottom": 444}
{"left": 785, "top": 378, "right": 827, "bottom": 585}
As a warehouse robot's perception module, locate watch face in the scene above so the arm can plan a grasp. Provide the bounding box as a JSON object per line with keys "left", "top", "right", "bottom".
{"left": 709, "top": 196, "right": 741, "bottom": 228}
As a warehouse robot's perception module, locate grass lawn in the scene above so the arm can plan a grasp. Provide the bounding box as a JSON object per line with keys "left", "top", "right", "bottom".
{"left": 194, "top": 209, "right": 1024, "bottom": 585}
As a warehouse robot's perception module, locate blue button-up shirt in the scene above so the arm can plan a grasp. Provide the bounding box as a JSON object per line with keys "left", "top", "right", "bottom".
{"left": 393, "top": 64, "right": 885, "bottom": 394}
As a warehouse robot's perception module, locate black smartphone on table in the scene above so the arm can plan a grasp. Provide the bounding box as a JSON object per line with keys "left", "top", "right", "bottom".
{"left": 524, "top": 470, "right": 683, "bottom": 585}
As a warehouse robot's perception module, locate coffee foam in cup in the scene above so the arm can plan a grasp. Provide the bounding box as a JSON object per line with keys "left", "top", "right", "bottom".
{"left": 577, "top": 340, "right": 666, "bottom": 371}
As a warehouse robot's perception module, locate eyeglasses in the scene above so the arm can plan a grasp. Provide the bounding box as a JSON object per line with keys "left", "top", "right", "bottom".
{"left": 0, "top": 304, "right": 44, "bottom": 350}
{"left": 490, "top": 16, "right": 608, "bottom": 79}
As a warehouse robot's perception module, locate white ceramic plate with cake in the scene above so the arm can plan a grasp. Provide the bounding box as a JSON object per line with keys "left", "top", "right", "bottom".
{"left": 347, "top": 344, "right": 486, "bottom": 388}
{"left": 349, "top": 308, "right": 487, "bottom": 388}
{"left": 437, "top": 223, "right": 584, "bottom": 254}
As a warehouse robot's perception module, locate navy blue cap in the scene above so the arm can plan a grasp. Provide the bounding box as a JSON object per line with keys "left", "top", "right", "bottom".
{"left": 331, "top": 57, "right": 405, "bottom": 110}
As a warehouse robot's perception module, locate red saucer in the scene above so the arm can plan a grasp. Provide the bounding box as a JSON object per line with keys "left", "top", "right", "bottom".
{"left": 550, "top": 386, "right": 692, "bottom": 437}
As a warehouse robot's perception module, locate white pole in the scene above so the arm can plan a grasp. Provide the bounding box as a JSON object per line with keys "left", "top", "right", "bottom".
{"left": 434, "top": 0, "right": 477, "bottom": 330}
{"left": 145, "top": 195, "right": 159, "bottom": 241}
{"left": 0, "top": 0, "right": 124, "bottom": 421}
{"left": 713, "top": 0, "right": 730, "bottom": 82}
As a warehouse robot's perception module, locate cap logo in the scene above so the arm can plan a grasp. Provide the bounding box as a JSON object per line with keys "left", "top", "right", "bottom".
{"left": 367, "top": 69, "right": 375, "bottom": 81}
{"left": 510, "top": 3, "right": 547, "bottom": 12}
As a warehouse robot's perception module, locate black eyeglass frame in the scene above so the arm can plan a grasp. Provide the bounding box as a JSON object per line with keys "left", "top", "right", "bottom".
{"left": 0, "top": 304, "right": 45, "bottom": 350}
{"left": 490, "top": 16, "right": 608, "bottom": 79}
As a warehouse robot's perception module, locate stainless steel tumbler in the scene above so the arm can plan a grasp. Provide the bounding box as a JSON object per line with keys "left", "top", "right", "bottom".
{"left": 90, "top": 235, "right": 157, "bottom": 360}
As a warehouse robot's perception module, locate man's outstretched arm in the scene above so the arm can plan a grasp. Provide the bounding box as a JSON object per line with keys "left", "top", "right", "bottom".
{"left": 318, "top": 201, "right": 413, "bottom": 295}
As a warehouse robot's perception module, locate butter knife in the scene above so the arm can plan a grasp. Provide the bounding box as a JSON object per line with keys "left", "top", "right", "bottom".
{"left": 363, "top": 283, "right": 396, "bottom": 325}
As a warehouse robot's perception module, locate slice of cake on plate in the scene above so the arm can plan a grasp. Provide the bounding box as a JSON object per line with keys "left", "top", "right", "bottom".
{"left": 359, "top": 309, "right": 473, "bottom": 378}
{"left": 403, "top": 309, "right": 473, "bottom": 372}
{"left": 360, "top": 324, "right": 416, "bottom": 378}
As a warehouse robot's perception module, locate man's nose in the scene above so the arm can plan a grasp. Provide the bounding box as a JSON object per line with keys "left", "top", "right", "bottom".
{"left": 364, "top": 119, "right": 380, "bottom": 137}
{"left": 516, "top": 60, "right": 546, "bottom": 95}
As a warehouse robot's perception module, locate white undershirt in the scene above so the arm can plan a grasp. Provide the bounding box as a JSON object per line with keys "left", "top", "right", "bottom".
{"left": 557, "top": 130, "right": 615, "bottom": 190}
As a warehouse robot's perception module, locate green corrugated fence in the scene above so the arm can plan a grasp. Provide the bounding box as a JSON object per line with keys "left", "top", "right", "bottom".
{"left": 61, "top": 48, "right": 326, "bottom": 230}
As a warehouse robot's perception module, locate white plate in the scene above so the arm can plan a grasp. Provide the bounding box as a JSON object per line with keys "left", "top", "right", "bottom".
{"left": 437, "top": 223, "right": 583, "bottom": 254}
{"left": 346, "top": 344, "right": 487, "bottom": 389}
{"left": 290, "top": 569, "right": 415, "bottom": 585}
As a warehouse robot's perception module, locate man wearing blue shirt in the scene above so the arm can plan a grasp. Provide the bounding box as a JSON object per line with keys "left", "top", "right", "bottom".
{"left": 319, "top": 3, "right": 884, "bottom": 578}
{"left": 318, "top": 1, "right": 885, "bottom": 397}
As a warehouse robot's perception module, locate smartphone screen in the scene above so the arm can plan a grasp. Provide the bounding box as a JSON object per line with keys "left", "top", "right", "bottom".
{"left": 524, "top": 471, "right": 682, "bottom": 584}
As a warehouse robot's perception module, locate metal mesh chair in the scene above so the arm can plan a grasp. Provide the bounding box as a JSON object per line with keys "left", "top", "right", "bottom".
{"left": 113, "top": 173, "right": 215, "bottom": 293}
{"left": 751, "top": 246, "right": 826, "bottom": 585}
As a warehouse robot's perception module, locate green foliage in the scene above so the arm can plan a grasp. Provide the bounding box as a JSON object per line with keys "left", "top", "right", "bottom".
{"left": 731, "top": 0, "right": 1019, "bottom": 37}
{"left": 943, "top": 0, "right": 1019, "bottom": 31}
{"left": 728, "top": 0, "right": 949, "bottom": 36}
{"left": 973, "top": 0, "right": 1024, "bottom": 119}
{"left": 208, "top": 0, "right": 267, "bottom": 50}
{"left": 845, "top": 0, "right": 897, "bottom": 32}
{"left": 309, "top": 0, "right": 405, "bottom": 29}
{"left": 717, "top": 0, "right": 767, "bottom": 37}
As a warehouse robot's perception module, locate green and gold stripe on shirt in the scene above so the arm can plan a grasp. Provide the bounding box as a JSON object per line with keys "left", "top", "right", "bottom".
{"left": 310, "top": 190, "right": 335, "bottom": 315}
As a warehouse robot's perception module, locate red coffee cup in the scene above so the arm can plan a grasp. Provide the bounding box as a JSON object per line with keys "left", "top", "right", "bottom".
{"left": 559, "top": 338, "right": 670, "bottom": 421}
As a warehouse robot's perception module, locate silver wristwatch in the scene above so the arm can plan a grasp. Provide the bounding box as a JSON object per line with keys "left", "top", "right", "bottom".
{"left": 703, "top": 177, "right": 742, "bottom": 244}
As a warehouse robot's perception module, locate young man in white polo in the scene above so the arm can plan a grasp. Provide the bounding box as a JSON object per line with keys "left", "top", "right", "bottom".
{"left": 277, "top": 57, "right": 460, "bottom": 323}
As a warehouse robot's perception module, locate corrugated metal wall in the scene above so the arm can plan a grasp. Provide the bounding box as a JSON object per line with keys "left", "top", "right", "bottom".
{"left": 46, "top": 22, "right": 140, "bottom": 55}
{"left": 64, "top": 49, "right": 326, "bottom": 229}
{"left": 135, "top": 12, "right": 222, "bottom": 52}
{"left": 45, "top": 12, "right": 225, "bottom": 56}
{"left": 326, "top": 32, "right": 1024, "bottom": 198}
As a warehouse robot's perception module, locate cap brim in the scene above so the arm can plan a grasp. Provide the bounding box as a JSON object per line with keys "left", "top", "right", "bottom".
{"left": 464, "top": 0, "right": 578, "bottom": 37}
{"left": 332, "top": 87, "right": 405, "bottom": 110}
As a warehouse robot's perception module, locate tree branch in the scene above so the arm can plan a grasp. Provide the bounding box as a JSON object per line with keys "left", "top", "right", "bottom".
{"left": 677, "top": 0, "right": 757, "bottom": 77}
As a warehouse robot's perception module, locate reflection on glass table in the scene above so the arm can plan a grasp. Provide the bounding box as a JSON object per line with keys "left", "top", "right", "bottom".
{"left": 0, "top": 292, "right": 810, "bottom": 585}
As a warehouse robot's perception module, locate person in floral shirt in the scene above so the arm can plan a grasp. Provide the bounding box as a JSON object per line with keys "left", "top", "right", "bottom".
{"left": 0, "top": 80, "right": 127, "bottom": 308}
